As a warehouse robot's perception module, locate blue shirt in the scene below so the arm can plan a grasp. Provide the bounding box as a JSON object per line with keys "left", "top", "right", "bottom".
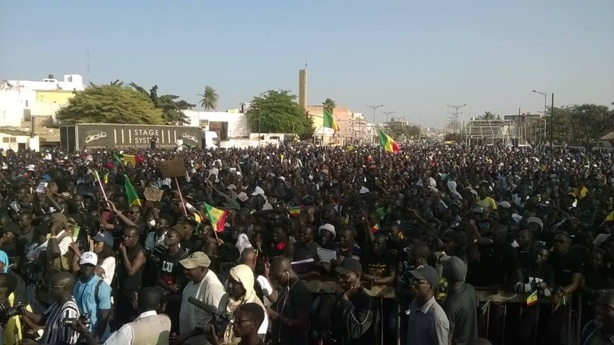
{"left": 0, "top": 251, "right": 8, "bottom": 273}
{"left": 73, "top": 274, "right": 112, "bottom": 338}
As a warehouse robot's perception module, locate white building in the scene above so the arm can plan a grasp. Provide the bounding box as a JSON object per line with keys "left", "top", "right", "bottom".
{"left": 0, "top": 74, "right": 85, "bottom": 127}
{"left": 0, "top": 131, "right": 39, "bottom": 152}
{"left": 184, "top": 110, "right": 250, "bottom": 139}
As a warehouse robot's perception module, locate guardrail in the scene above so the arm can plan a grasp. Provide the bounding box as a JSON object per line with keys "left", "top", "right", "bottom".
{"left": 303, "top": 279, "right": 583, "bottom": 345}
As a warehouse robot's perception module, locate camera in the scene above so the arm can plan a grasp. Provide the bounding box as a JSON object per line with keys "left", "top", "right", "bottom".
{"left": 0, "top": 303, "right": 26, "bottom": 318}
{"left": 63, "top": 313, "right": 91, "bottom": 329}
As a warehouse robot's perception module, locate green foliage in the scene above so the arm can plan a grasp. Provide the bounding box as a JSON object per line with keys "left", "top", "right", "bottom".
{"left": 56, "top": 84, "right": 164, "bottom": 125}
{"left": 130, "top": 83, "right": 194, "bottom": 124}
{"left": 387, "top": 122, "right": 421, "bottom": 140}
{"left": 444, "top": 133, "right": 462, "bottom": 142}
{"left": 246, "top": 90, "right": 312, "bottom": 137}
{"left": 478, "top": 111, "right": 497, "bottom": 120}
{"left": 322, "top": 98, "right": 336, "bottom": 113}
{"left": 548, "top": 104, "right": 614, "bottom": 148}
{"left": 198, "top": 86, "right": 219, "bottom": 111}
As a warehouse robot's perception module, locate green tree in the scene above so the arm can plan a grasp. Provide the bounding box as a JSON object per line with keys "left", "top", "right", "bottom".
{"left": 246, "top": 90, "right": 312, "bottom": 138}
{"left": 57, "top": 84, "right": 164, "bottom": 125}
{"left": 387, "top": 122, "right": 421, "bottom": 140}
{"left": 479, "top": 111, "right": 497, "bottom": 120}
{"left": 568, "top": 104, "right": 613, "bottom": 148}
{"left": 444, "top": 133, "right": 462, "bottom": 142}
{"left": 322, "top": 98, "right": 336, "bottom": 113}
{"left": 129, "top": 83, "right": 193, "bottom": 124}
{"left": 198, "top": 86, "right": 219, "bottom": 111}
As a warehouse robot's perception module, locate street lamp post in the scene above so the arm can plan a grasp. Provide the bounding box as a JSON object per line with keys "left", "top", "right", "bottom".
{"left": 447, "top": 104, "right": 466, "bottom": 133}
{"left": 532, "top": 90, "right": 548, "bottom": 119}
{"left": 258, "top": 91, "right": 270, "bottom": 145}
{"left": 367, "top": 104, "right": 383, "bottom": 143}
{"left": 382, "top": 111, "right": 395, "bottom": 133}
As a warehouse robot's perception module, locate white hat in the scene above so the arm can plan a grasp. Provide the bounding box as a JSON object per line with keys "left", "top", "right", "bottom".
{"left": 252, "top": 186, "right": 265, "bottom": 196}
{"left": 527, "top": 217, "right": 544, "bottom": 229}
{"left": 497, "top": 201, "right": 512, "bottom": 209}
{"left": 278, "top": 176, "right": 286, "bottom": 181}
{"left": 318, "top": 224, "right": 336, "bottom": 239}
{"left": 227, "top": 184, "right": 237, "bottom": 191}
{"left": 359, "top": 187, "right": 370, "bottom": 194}
{"left": 79, "top": 252, "right": 98, "bottom": 266}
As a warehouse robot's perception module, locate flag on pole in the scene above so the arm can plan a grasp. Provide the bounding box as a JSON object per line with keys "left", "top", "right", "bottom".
{"left": 205, "top": 203, "right": 228, "bottom": 232}
{"left": 323, "top": 109, "right": 340, "bottom": 131}
{"left": 123, "top": 174, "right": 141, "bottom": 207}
{"left": 526, "top": 290, "right": 538, "bottom": 306}
{"left": 378, "top": 130, "right": 400, "bottom": 153}
{"left": 123, "top": 154, "right": 136, "bottom": 167}
{"left": 288, "top": 206, "right": 302, "bottom": 217}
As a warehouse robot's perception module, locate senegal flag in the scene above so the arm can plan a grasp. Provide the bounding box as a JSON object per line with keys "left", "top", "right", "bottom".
{"left": 378, "top": 130, "right": 399, "bottom": 153}
{"left": 323, "top": 109, "right": 340, "bottom": 131}
{"left": 123, "top": 174, "right": 141, "bottom": 207}
{"left": 205, "top": 203, "right": 228, "bottom": 232}
{"left": 526, "top": 290, "right": 538, "bottom": 306}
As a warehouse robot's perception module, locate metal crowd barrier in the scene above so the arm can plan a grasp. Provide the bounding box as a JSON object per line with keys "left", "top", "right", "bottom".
{"left": 304, "top": 279, "right": 583, "bottom": 345}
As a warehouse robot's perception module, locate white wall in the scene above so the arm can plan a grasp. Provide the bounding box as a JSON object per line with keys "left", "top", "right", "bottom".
{"left": 0, "top": 89, "right": 32, "bottom": 127}
{"left": 0, "top": 134, "right": 39, "bottom": 151}
{"left": 6, "top": 74, "right": 84, "bottom": 92}
{"left": 184, "top": 110, "right": 250, "bottom": 138}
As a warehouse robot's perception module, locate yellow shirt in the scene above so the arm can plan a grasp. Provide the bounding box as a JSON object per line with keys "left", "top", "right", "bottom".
{"left": 479, "top": 197, "right": 498, "bottom": 210}
{"left": 4, "top": 293, "right": 32, "bottom": 345}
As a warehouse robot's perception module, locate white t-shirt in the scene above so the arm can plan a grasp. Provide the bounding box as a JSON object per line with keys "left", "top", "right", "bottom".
{"left": 97, "top": 256, "right": 116, "bottom": 286}
{"left": 180, "top": 270, "right": 226, "bottom": 345}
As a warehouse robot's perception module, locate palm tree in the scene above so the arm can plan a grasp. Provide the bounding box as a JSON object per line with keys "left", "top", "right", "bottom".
{"left": 322, "top": 98, "right": 336, "bottom": 113}
{"left": 198, "top": 86, "right": 219, "bottom": 111}
{"left": 480, "top": 111, "right": 496, "bottom": 120}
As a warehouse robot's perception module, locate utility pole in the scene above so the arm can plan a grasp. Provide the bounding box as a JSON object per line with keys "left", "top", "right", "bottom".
{"left": 366, "top": 104, "right": 383, "bottom": 143}
{"left": 382, "top": 111, "right": 395, "bottom": 133}
{"left": 447, "top": 104, "right": 466, "bottom": 134}
{"left": 550, "top": 93, "right": 555, "bottom": 150}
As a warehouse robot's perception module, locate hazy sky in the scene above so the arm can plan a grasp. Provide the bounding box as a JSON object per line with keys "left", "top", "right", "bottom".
{"left": 1, "top": 1, "right": 613, "bottom": 128}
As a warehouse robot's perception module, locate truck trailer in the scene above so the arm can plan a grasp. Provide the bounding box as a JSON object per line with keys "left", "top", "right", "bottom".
{"left": 60, "top": 123, "right": 203, "bottom": 151}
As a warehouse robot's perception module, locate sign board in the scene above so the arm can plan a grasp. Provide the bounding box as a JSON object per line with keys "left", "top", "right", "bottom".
{"left": 60, "top": 124, "right": 202, "bottom": 151}
{"left": 157, "top": 158, "right": 186, "bottom": 178}
{"left": 144, "top": 187, "right": 164, "bottom": 202}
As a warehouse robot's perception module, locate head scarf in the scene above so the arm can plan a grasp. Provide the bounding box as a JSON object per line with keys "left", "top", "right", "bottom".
{"left": 224, "top": 264, "right": 265, "bottom": 344}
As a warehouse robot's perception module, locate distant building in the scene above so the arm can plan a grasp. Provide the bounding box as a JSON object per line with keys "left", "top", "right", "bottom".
{"left": 184, "top": 110, "right": 249, "bottom": 140}
{"left": 0, "top": 74, "right": 84, "bottom": 127}
{"left": 307, "top": 105, "right": 368, "bottom": 144}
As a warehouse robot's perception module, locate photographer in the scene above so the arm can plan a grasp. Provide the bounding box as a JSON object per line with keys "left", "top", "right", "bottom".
{"left": 73, "top": 287, "right": 171, "bottom": 345}
{"left": 0, "top": 272, "right": 31, "bottom": 345}
{"left": 21, "top": 272, "right": 80, "bottom": 345}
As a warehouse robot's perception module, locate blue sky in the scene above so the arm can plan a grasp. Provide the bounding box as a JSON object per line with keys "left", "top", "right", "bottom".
{"left": 1, "top": 1, "right": 613, "bottom": 128}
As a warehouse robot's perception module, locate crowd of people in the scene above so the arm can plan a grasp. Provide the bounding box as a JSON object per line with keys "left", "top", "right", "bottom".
{"left": 0, "top": 142, "right": 612, "bottom": 345}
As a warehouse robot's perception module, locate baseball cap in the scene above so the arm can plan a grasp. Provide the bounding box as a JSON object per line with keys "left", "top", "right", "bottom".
{"left": 497, "top": 201, "right": 512, "bottom": 209}
{"left": 51, "top": 213, "right": 68, "bottom": 228}
{"left": 442, "top": 257, "right": 467, "bottom": 282}
{"left": 167, "top": 224, "right": 186, "bottom": 240}
{"left": 334, "top": 258, "right": 362, "bottom": 275}
{"left": 179, "top": 251, "right": 211, "bottom": 269}
{"left": 409, "top": 265, "right": 439, "bottom": 286}
{"left": 93, "top": 232, "right": 114, "bottom": 247}
{"left": 527, "top": 217, "right": 544, "bottom": 229}
{"left": 79, "top": 252, "right": 98, "bottom": 266}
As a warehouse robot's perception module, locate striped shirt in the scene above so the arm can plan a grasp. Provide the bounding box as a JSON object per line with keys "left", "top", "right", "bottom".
{"left": 40, "top": 298, "right": 80, "bottom": 345}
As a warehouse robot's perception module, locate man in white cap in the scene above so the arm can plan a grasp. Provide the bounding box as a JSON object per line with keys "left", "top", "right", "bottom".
{"left": 72, "top": 251, "right": 112, "bottom": 342}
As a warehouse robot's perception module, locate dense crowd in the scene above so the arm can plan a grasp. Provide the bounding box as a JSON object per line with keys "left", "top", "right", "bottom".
{"left": 0, "top": 142, "right": 612, "bottom": 345}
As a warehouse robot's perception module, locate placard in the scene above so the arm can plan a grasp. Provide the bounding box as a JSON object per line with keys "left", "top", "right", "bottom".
{"left": 157, "top": 158, "right": 186, "bottom": 178}
{"left": 144, "top": 187, "right": 164, "bottom": 202}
